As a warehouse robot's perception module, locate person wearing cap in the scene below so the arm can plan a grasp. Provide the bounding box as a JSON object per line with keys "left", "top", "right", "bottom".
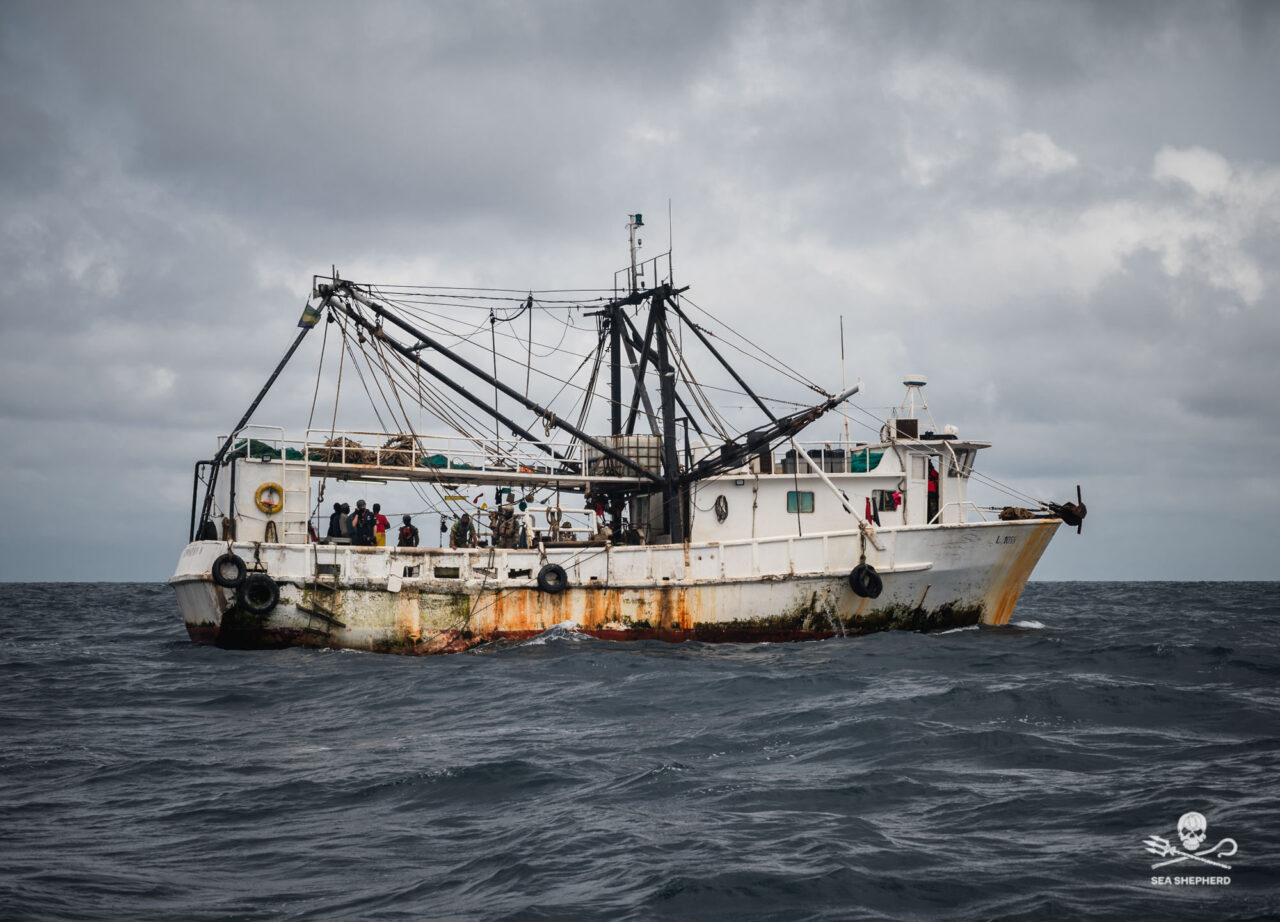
{"left": 350, "top": 499, "right": 376, "bottom": 546}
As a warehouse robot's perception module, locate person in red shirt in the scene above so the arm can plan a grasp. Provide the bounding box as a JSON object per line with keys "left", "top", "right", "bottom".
{"left": 927, "top": 461, "right": 939, "bottom": 523}
{"left": 372, "top": 503, "right": 390, "bottom": 547}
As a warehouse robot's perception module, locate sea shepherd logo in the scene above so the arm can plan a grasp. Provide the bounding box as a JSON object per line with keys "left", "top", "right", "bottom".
{"left": 1144, "top": 811, "right": 1237, "bottom": 886}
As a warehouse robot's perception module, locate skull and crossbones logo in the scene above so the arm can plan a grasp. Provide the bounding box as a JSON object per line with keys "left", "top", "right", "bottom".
{"left": 1178, "top": 811, "right": 1207, "bottom": 851}
{"left": 1143, "top": 812, "right": 1237, "bottom": 870}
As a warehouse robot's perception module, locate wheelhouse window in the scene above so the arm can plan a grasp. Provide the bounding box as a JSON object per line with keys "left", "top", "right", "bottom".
{"left": 948, "top": 448, "right": 976, "bottom": 477}
{"left": 873, "top": 489, "right": 901, "bottom": 511}
{"left": 786, "top": 491, "right": 814, "bottom": 514}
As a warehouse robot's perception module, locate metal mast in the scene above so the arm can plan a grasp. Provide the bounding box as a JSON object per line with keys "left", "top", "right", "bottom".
{"left": 612, "top": 214, "right": 643, "bottom": 437}
{"left": 651, "top": 283, "right": 684, "bottom": 543}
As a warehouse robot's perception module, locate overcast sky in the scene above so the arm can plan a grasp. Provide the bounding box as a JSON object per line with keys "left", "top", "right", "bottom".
{"left": 3, "top": 0, "right": 1278, "bottom": 581}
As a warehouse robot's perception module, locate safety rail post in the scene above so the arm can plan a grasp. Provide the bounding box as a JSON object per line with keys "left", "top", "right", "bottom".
{"left": 189, "top": 460, "right": 217, "bottom": 542}
{"left": 929, "top": 501, "right": 988, "bottom": 524}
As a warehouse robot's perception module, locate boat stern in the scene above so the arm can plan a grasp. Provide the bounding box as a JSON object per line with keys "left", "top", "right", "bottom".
{"left": 169, "top": 541, "right": 230, "bottom": 643}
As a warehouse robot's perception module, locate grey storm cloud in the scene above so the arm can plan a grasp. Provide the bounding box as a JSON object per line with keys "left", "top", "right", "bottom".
{"left": 2, "top": 0, "right": 1278, "bottom": 580}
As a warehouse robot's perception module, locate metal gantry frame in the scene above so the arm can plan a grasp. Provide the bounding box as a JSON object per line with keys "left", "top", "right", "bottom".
{"left": 196, "top": 223, "right": 866, "bottom": 546}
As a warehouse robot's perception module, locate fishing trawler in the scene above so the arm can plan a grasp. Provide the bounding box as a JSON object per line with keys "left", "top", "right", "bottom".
{"left": 169, "top": 215, "right": 1085, "bottom": 654}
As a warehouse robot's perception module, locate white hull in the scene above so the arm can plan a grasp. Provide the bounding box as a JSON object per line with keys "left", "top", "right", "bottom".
{"left": 169, "top": 518, "right": 1059, "bottom": 654}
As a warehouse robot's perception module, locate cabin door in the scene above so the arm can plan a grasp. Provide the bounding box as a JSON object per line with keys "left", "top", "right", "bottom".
{"left": 905, "top": 452, "right": 940, "bottom": 525}
{"left": 906, "top": 453, "right": 925, "bottom": 525}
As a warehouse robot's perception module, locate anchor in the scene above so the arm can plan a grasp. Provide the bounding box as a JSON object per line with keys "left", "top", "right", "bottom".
{"left": 1048, "top": 484, "right": 1088, "bottom": 534}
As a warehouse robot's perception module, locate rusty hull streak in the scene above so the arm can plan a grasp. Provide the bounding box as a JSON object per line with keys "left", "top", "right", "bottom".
{"left": 477, "top": 582, "right": 699, "bottom": 637}
{"left": 189, "top": 577, "right": 986, "bottom": 654}
{"left": 982, "top": 520, "right": 1059, "bottom": 625}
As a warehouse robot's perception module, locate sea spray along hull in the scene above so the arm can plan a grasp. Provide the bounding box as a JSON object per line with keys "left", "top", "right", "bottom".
{"left": 169, "top": 518, "right": 1059, "bottom": 654}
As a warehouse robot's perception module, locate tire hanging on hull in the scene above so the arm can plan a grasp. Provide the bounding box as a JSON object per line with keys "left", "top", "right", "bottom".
{"left": 212, "top": 553, "right": 247, "bottom": 588}
{"left": 537, "top": 564, "right": 569, "bottom": 594}
{"left": 849, "top": 563, "right": 883, "bottom": 599}
{"left": 237, "top": 573, "right": 280, "bottom": 614}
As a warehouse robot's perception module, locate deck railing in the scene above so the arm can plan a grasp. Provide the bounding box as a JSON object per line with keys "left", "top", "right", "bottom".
{"left": 217, "top": 427, "right": 583, "bottom": 474}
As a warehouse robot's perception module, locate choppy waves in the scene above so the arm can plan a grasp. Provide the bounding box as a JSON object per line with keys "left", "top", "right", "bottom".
{"left": 2, "top": 582, "right": 1278, "bottom": 920}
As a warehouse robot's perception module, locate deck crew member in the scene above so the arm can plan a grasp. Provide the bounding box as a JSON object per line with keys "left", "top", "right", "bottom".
{"left": 397, "top": 514, "right": 419, "bottom": 548}
{"left": 450, "top": 513, "right": 477, "bottom": 549}
{"left": 496, "top": 507, "right": 518, "bottom": 548}
{"left": 373, "top": 503, "right": 390, "bottom": 547}
{"left": 326, "top": 502, "right": 344, "bottom": 544}
{"left": 350, "top": 499, "right": 376, "bottom": 546}
{"left": 927, "top": 461, "right": 939, "bottom": 524}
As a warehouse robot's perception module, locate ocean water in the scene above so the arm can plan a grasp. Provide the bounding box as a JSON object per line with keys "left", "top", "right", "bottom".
{"left": 1, "top": 582, "right": 1278, "bottom": 921}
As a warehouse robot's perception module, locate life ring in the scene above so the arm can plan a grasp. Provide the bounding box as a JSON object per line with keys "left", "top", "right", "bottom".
{"left": 212, "top": 552, "right": 247, "bottom": 588}
{"left": 537, "top": 563, "right": 569, "bottom": 594}
{"left": 848, "top": 563, "right": 883, "bottom": 599}
{"left": 237, "top": 573, "right": 280, "bottom": 615}
{"left": 255, "top": 482, "right": 284, "bottom": 515}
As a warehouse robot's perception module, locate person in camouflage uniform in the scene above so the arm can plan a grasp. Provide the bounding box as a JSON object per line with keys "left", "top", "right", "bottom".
{"left": 495, "top": 507, "right": 518, "bottom": 548}
{"left": 449, "top": 513, "right": 477, "bottom": 548}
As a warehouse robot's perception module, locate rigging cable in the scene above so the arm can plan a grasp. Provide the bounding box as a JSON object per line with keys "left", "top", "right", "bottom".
{"left": 306, "top": 307, "right": 329, "bottom": 430}
{"left": 842, "top": 400, "right": 1050, "bottom": 508}
{"left": 364, "top": 332, "right": 477, "bottom": 519}
{"left": 305, "top": 312, "right": 332, "bottom": 525}
{"left": 490, "top": 309, "right": 500, "bottom": 453}
{"left": 679, "top": 294, "right": 827, "bottom": 395}
{"left": 571, "top": 324, "right": 608, "bottom": 446}
{"left": 315, "top": 302, "right": 350, "bottom": 494}
{"left": 346, "top": 323, "right": 472, "bottom": 521}
{"left": 383, "top": 293, "right": 584, "bottom": 358}
{"left": 664, "top": 325, "right": 731, "bottom": 439}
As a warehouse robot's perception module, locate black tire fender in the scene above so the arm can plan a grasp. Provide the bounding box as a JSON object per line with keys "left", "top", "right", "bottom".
{"left": 536, "top": 563, "right": 569, "bottom": 594}
{"left": 212, "top": 553, "right": 247, "bottom": 588}
{"left": 237, "top": 573, "right": 280, "bottom": 615}
{"left": 848, "top": 563, "right": 883, "bottom": 599}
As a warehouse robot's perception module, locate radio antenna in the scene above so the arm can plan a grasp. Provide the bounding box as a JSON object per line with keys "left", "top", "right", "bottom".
{"left": 840, "top": 315, "right": 851, "bottom": 446}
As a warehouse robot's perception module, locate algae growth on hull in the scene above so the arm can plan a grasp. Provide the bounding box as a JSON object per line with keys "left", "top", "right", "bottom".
{"left": 201, "top": 580, "right": 988, "bottom": 654}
